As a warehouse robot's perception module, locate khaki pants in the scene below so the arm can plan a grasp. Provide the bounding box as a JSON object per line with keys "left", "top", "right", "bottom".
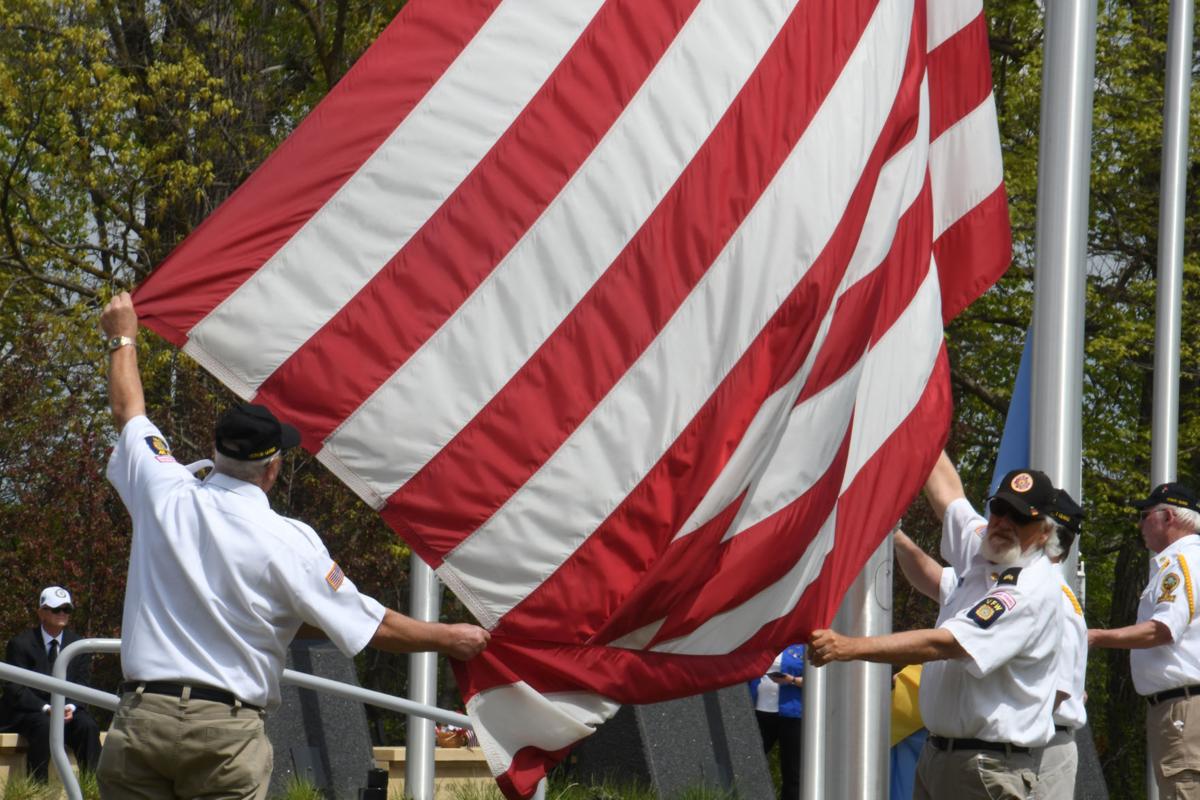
{"left": 914, "top": 740, "right": 1040, "bottom": 800}
{"left": 97, "top": 690, "right": 271, "bottom": 800}
{"left": 1149, "top": 694, "right": 1200, "bottom": 799}
{"left": 1030, "top": 730, "right": 1076, "bottom": 800}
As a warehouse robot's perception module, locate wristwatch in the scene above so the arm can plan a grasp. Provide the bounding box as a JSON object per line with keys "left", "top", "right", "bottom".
{"left": 106, "top": 335, "right": 135, "bottom": 353}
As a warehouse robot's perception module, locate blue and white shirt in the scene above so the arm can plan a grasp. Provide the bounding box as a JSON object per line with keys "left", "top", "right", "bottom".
{"left": 749, "top": 644, "right": 805, "bottom": 718}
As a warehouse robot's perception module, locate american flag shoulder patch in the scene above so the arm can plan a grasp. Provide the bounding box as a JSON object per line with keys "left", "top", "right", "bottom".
{"left": 325, "top": 562, "right": 345, "bottom": 591}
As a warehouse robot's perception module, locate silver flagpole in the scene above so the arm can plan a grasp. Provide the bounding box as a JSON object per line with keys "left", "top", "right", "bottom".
{"left": 1147, "top": 3, "right": 1193, "bottom": 797}
{"left": 801, "top": 634, "right": 827, "bottom": 800}
{"left": 1028, "top": 0, "right": 1096, "bottom": 582}
{"left": 406, "top": 554, "right": 442, "bottom": 800}
{"left": 1151, "top": 0, "right": 1191, "bottom": 486}
{"left": 821, "top": 535, "right": 894, "bottom": 798}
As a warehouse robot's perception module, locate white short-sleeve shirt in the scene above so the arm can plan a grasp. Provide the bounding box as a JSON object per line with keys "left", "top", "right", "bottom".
{"left": 1053, "top": 563, "right": 1088, "bottom": 730}
{"left": 106, "top": 415, "right": 386, "bottom": 709}
{"left": 920, "top": 499, "right": 1062, "bottom": 747}
{"left": 1131, "top": 535, "right": 1200, "bottom": 696}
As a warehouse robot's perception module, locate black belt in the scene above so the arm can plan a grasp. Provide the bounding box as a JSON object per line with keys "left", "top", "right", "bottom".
{"left": 929, "top": 735, "right": 1030, "bottom": 755}
{"left": 120, "top": 681, "right": 263, "bottom": 712}
{"left": 1147, "top": 684, "right": 1200, "bottom": 706}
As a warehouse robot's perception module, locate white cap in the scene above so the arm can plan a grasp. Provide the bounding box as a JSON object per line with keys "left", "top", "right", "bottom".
{"left": 39, "top": 586, "right": 72, "bottom": 609}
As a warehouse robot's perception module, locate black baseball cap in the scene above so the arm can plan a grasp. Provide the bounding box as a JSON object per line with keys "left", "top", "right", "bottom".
{"left": 1132, "top": 482, "right": 1199, "bottom": 512}
{"left": 989, "top": 468, "right": 1057, "bottom": 518}
{"left": 1047, "top": 488, "right": 1084, "bottom": 533}
{"left": 214, "top": 403, "right": 301, "bottom": 461}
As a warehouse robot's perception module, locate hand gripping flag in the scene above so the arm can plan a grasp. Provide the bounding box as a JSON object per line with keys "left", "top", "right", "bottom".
{"left": 133, "top": 0, "right": 1010, "bottom": 795}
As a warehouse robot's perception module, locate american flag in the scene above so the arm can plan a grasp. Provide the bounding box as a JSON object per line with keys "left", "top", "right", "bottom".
{"left": 133, "top": 0, "right": 1010, "bottom": 795}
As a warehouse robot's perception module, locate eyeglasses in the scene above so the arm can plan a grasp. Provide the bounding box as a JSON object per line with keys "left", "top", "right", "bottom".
{"left": 41, "top": 606, "right": 72, "bottom": 614}
{"left": 989, "top": 499, "right": 1036, "bottom": 526}
{"left": 1139, "top": 508, "right": 1168, "bottom": 522}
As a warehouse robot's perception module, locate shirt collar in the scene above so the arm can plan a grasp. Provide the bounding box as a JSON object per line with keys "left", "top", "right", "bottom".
{"left": 40, "top": 628, "right": 60, "bottom": 648}
{"left": 1155, "top": 533, "right": 1200, "bottom": 560}
{"left": 205, "top": 471, "right": 270, "bottom": 508}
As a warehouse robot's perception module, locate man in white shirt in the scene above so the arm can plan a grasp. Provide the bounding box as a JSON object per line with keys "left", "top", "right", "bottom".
{"left": 0, "top": 587, "right": 102, "bottom": 781}
{"left": 812, "top": 452, "right": 1064, "bottom": 799}
{"left": 1033, "top": 489, "right": 1087, "bottom": 800}
{"left": 1088, "top": 482, "right": 1200, "bottom": 799}
{"left": 96, "top": 291, "right": 490, "bottom": 800}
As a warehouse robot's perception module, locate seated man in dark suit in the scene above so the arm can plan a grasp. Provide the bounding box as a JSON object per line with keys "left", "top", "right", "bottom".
{"left": 0, "top": 586, "right": 101, "bottom": 781}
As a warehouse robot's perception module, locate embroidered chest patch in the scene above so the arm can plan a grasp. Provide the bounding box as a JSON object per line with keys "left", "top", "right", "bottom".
{"left": 1160, "top": 572, "right": 1181, "bottom": 604}
{"left": 968, "top": 596, "right": 1008, "bottom": 628}
{"left": 144, "top": 435, "right": 175, "bottom": 463}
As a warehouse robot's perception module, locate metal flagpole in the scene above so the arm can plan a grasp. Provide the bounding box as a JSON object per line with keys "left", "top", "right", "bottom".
{"left": 406, "top": 554, "right": 442, "bottom": 800}
{"left": 800, "top": 635, "right": 827, "bottom": 800}
{"left": 1147, "top": 4, "right": 1194, "bottom": 797}
{"left": 1028, "top": 0, "right": 1096, "bottom": 582}
{"left": 819, "top": 535, "right": 894, "bottom": 798}
{"left": 1152, "top": 0, "right": 1192, "bottom": 486}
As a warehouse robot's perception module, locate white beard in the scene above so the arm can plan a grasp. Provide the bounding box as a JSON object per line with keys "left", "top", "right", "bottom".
{"left": 981, "top": 534, "right": 1022, "bottom": 565}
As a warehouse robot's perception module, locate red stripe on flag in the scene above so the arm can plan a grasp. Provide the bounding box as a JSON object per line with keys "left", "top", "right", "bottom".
{"left": 453, "top": 351, "right": 951, "bottom": 704}
{"left": 384, "top": 0, "right": 888, "bottom": 562}
{"left": 495, "top": 746, "right": 573, "bottom": 800}
{"left": 488, "top": 3, "right": 926, "bottom": 641}
{"left": 934, "top": 183, "right": 1011, "bottom": 321}
{"left": 798, "top": 178, "right": 932, "bottom": 403}
{"left": 466, "top": 351, "right": 952, "bottom": 798}
{"left": 926, "top": 12, "right": 992, "bottom": 142}
{"left": 253, "top": 0, "right": 701, "bottom": 446}
{"left": 133, "top": 0, "right": 503, "bottom": 345}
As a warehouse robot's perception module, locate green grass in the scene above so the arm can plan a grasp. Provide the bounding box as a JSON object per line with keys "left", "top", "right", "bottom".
{"left": 269, "top": 776, "right": 326, "bottom": 800}
{"left": 0, "top": 776, "right": 55, "bottom": 800}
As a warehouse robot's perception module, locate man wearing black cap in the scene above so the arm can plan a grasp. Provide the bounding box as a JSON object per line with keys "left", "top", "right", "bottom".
{"left": 1089, "top": 481, "right": 1200, "bottom": 798}
{"left": 96, "top": 292, "right": 489, "bottom": 800}
{"left": 1034, "top": 489, "right": 1087, "bottom": 800}
{"left": 812, "top": 452, "right": 1065, "bottom": 799}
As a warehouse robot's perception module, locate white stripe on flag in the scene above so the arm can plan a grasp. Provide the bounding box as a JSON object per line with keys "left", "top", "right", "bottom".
{"left": 438, "top": 0, "right": 914, "bottom": 627}
{"left": 930, "top": 93, "right": 1002, "bottom": 239}
{"left": 654, "top": 262, "right": 943, "bottom": 656}
{"left": 468, "top": 685, "right": 619, "bottom": 782}
{"left": 186, "top": 0, "right": 607, "bottom": 395}
{"left": 926, "top": 0, "right": 981, "bottom": 51}
{"left": 677, "top": 77, "right": 928, "bottom": 541}
{"left": 319, "top": 0, "right": 804, "bottom": 505}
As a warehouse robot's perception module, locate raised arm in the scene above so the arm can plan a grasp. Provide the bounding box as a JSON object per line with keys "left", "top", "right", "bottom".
{"left": 100, "top": 292, "right": 146, "bottom": 432}
{"left": 923, "top": 450, "right": 966, "bottom": 522}
{"left": 893, "top": 529, "right": 944, "bottom": 601}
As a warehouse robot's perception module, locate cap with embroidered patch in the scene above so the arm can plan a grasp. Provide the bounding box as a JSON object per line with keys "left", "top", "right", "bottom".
{"left": 1132, "top": 482, "right": 1199, "bottom": 512}
{"left": 989, "top": 468, "right": 1057, "bottom": 518}
{"left": 1047, "top": 489, "right": 1084, "bottom": 533}
{"left": 215, "top": 403, "right": 301, "bottom": 461}
{"left": 39, "top": 586, "right": 72, "bottom": 609}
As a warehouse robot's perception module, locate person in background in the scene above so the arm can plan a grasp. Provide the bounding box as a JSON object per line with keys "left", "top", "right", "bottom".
{"left": 1089, "top": 482, "right": 1200, "bottom": 798}
{"left": 1033, "top": 489, "right": 1086, "bottom": 800}
{"left": 0, "top": 586, "right": 102, "bottom": 782}
{"left": 750, "top": 644, "right": 804, "bottom": 800}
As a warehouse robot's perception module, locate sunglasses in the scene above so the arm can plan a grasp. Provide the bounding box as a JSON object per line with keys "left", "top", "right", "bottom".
{"left": 989, "top": 499, "right": 1037, "bottom": 526}
{"left": 41, "top": 606, "right": 72, "bottom": 614}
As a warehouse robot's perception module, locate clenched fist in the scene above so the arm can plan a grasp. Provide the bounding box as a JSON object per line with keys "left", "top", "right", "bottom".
{"left": 439, "top": 623, "right": 491, "bottom": 661}
{"left": 809, "top": 628, "right": 856, "bottom": 667}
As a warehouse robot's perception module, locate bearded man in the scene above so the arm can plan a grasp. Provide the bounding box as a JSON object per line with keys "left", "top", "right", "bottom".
{"left": 811, "top": 452, "right": 1064, "bottom": 800}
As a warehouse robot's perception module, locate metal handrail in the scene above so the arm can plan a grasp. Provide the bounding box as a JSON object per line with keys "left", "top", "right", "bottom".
{"left": 36, "top": 637, "right": 488, "bottom": 800}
